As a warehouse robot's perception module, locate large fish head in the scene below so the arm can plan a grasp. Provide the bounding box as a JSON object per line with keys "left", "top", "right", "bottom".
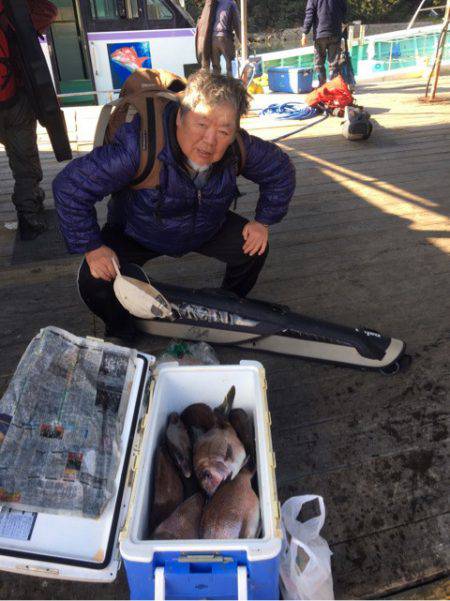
{"left": 195, "top": 458, "right": 230, "bottom": 496}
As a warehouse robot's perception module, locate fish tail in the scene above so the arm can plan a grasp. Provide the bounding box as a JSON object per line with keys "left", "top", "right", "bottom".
{"left": 217, "top": 385, "right": 235, "bottom": 417}
{"left": 137, "top": 55, "right": 150, "bottom": 67}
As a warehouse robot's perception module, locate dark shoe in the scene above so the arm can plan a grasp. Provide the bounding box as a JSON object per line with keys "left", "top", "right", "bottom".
{"left": 18, "top": 212, "right": 48, "bottom": 241}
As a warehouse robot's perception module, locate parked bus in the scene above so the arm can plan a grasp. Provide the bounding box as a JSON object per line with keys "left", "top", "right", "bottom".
{"left": 42, "top": 0, "right": 197, "bottom": 106}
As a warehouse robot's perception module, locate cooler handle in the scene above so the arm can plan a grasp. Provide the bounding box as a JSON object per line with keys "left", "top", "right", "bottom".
{"left": 237, "top": 565, "right": 248, "bottom": 600}
{"left": 154, "top": 566, "right": 165, "bottom": 600}
{"left": 153, "top": 565, "right": 248, "bottom": 600}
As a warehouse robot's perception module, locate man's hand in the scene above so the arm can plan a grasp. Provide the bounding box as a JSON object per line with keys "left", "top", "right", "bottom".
{"left": 242, "top": 221, "right": 269, "bottom": 256}
{"left": 86, "top": 245, "right": 119, "bottom": 281}
{"left": 301, "top": 33, "right": 307, "bottom": 47}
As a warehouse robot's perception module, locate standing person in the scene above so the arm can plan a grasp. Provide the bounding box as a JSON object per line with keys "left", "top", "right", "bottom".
{"left": 301, "top": 0, "right": 347, "bottom": 87}
{"left": 195, "top": 0, "right": 217, "bottom": 72}
{"left": 0, "top": 0, "right": 57, "bottom": 240}
{"left": 211, "top": 0, "right": 241, "bottom": 77}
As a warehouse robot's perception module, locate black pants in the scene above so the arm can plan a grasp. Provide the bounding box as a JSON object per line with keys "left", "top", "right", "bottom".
{"left": 78, "top": 211, "right": 268, "bottom": 337}
{"left": 211, "top": 35, "right": 236, "bottom": 77}
{"left": 314, "top": 36, "right": 342, "bottom": 86}
{"left": 0, "top": 89, "right": 44, "bottom": 216}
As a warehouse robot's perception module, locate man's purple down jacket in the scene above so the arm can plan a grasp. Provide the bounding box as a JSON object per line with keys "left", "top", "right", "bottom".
{"left": 53, "top": 102, "right": 296, "bottom": 257}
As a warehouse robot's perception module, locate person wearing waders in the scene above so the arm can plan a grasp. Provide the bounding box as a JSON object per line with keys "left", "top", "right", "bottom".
{"left": 0, "top": 0, "right": 57, "bottom": 240}
{"left": 211, "top": 0, "right": 241, "bottom": 77}
{"left": 301, "top": 0, "right": 347, "bottom": 87}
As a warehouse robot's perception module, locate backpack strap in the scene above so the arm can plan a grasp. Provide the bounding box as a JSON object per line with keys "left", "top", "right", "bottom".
{"left": 94, "top": 88, "right": 178, "bottom": 189}
{"left": 234, "top": 130, "right": 246, "bottom": 175}
{"left": 93, "top": 98, "right": 121, "bottom": 148}
{"left": 129, "top": 91, "right": 177, "bottom": 190}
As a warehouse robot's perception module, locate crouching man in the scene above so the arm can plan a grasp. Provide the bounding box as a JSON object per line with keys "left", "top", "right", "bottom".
{"left": 53, "top": 70, "right": 296, "bottom": 342}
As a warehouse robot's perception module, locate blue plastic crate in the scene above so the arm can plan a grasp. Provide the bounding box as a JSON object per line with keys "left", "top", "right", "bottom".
{"left": 268, "top": 66, "right": 313, "bottom": 93}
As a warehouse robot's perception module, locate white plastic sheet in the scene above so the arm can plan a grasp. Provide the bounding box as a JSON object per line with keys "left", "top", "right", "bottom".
{"left": 280, "top": 495, "right": 334, "bottom": 600}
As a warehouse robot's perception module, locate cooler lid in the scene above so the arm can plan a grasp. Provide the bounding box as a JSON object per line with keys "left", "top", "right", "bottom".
{"left": 0, "top": 352, "right": 153, "bottom": 583}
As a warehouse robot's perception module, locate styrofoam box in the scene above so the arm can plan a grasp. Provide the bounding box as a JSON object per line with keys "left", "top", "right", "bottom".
{"left": 120, "top": 360, "right": 282, "bottom": 600}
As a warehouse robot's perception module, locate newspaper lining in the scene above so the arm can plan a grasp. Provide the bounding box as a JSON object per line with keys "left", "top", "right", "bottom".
{"left": 171, "top": 302, "right": 259, "bottom": 327}
{"left": 0, "top": 508, "right": 37, "bottom": 540}
{"left": 0, "top": 327, "right": 137, "bottom": 518}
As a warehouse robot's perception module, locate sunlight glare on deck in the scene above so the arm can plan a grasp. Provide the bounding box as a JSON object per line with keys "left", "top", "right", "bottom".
{"left": 297, "top": 150, "right": 450, "bottom": 254}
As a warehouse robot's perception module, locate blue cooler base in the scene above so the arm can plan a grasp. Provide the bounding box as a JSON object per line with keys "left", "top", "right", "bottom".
{"left": 124, "top": 551, "right": 280, "bottom": 600}
{"left": 268, "top": 67, "right": 314, "bottom": 93}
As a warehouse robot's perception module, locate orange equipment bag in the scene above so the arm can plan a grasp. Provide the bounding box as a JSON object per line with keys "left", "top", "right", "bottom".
{"left": 305, "top": 74, "right": 354, "bottom": 112}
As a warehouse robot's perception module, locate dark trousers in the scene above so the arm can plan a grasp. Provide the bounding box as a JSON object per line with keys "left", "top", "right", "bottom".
{"left": 78, "top": 211, "right": 269, "bottom": 337}
{"left": 0, "top": 89, "right": 44, "bottom": 216}
{"left": 211, "top": 35, "right": 236, "bottom": 77}
{"left": 314, "top": 36, "right": 342, "bottom": 86}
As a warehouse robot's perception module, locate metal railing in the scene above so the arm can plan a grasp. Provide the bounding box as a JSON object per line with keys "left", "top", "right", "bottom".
{"left": 408, "top": 0, "right": 447, "bottom": 29}
{"left": 56, "top": 89, "right": 121, "bottom": 101}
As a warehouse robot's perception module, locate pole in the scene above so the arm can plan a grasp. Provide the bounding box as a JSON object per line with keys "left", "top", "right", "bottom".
{"left": 428, "top": 0, "right": 450, "bottom": 99}
{"left": 348, "top": 24, "right": 354, "bottom": 50}
{"left": 408, "top": 0, "right": 427, "bottom": 30}
{"left": 240, "top": 0, "right": 248, "bottom": 64}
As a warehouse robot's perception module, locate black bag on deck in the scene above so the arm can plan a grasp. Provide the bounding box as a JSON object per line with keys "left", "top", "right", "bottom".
{"left": 341, "top": 106, "right": 373, "bottom": 141}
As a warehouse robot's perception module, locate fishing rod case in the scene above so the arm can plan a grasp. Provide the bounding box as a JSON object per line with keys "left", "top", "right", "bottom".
{"left": 0, "top": 329, "right": 281, "bottom": 599}
{"left": 5, "top": 0, "right": 72, "bottom": 161}
{"left": 135, "top": 279, "right": 408, "bottom": 373}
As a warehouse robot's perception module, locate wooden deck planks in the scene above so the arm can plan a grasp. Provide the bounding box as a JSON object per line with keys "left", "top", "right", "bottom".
{"left": 0, "top": 76, "right": 449, "bottom": 599}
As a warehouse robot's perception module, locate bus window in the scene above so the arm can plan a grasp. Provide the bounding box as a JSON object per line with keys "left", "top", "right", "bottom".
{"left": 89, "top": 0, "right": 119, "bottom": 19}
{"left": 125, "top": 0, "right": 140, "bottom": 18}
{"left": 89, "top": 0, "right": 139, "bottom": 19}
{"left": 145, "top": 0, "right": 173, "bottom": 21}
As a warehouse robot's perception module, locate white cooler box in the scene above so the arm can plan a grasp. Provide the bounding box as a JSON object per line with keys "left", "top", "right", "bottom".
{"left": 0, "top": 358, "right": 281, "bottom": 600}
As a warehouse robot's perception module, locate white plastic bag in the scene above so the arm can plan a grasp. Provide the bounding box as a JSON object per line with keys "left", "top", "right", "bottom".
{"left": 279, "top": 495, "right": 334, "bottom": 600}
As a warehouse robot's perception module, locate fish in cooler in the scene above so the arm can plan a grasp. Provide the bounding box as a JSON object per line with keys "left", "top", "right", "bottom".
{"left": 229, "top": 408, "right": 256, "bottom": 469}
{"left": 181, "top": 385, "right": 236, "bottom": 439}
{"left": 166, "top": 412, "right": 192, "bottom": 478}
{"left": 152, "top": 492, "right": 205, "bottom": 539}
{"left": 149, "top": 385, "right": 260, "bottom": 539}
{"left": 181, "top": 402, "right": 217, "bottom": 440}
{"left": 190, "top": 385, "right": 246, "bottom": 496}
{"left": 200, "top": 468, "right": 260, "bottom": 539}
{"left": 193, "top": 421, "right": 247, "bottom": 496}
{"left": 149, "top": 444, "right": 183, "bottom": 533}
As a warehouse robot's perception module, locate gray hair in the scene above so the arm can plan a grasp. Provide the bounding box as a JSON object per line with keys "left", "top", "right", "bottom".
{"left": 180, "top": 69, "right": 250, "bottom": 123}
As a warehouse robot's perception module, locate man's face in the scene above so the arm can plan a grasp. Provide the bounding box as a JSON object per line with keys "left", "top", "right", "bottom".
{"left": 176, "top": 102, "right": 238, "bottom": 166}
